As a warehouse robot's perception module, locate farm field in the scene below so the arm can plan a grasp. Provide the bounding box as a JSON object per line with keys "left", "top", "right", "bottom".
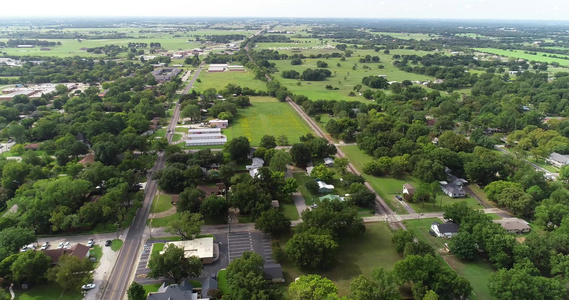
{"left": 254, "top": 37, "right": 334, "bottom": 50}
{"left": 192, "top": 68, "right": 268, "bottom": 92}
{"left": 369, "top": 31, "right": 439, "bottom": 40}
{"left": 339, "top": 145, "right": 483, "bottom": 213}
{"left": 0, "top": 38, "right": 202, "bottom": 58}
{"left": 224, "top": 97, "right": 312, "bottom": 146}
{"left": 474, "top": 48, "right": 569, "bottom": 67}
{"left": 277, "top": 222, "right": 401, "bottom": 297}
{"left": 268, "top": 48, "right": 437, "bottom": 101}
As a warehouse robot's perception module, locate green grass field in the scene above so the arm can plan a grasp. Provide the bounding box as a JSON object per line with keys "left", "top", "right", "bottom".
{"left": 193, "top": 69, "right": 268, "bottom": 92}
{"left": 148, "top": 213, "right": 179, "bottom": 228}
{"left": 15, "top": 284, "right": 82, "bottom": 300}
{"left": 151, "top": 194, "right": 173, "bottom": 213}
{"left": 111, "top": 239, "right": 123, "bottom": 251}
{"left": 91, "top": 245, "right": 103, "bottom": 267}
{"left": 217, "top": 269, "right": 229, "bottom": 294}
{"left": 339, "top": 145, "right": 482, "bottom": 213}
{"left": 224, "top": 97, "right": 312, "bottom": 146}
{"left": 278, "top": 222, "right": 401, "bottom": 296}
{"left": 267, "top": 48, "right": 436, "bottom": 101}
{"left": 474, "top": 48, "right": 569, "bottom": 67}
{"left": 281, "top": 203, "right": 300, "bottom": 221}
{"left": 405, "top": 218, "right": 494, "bottom": 300}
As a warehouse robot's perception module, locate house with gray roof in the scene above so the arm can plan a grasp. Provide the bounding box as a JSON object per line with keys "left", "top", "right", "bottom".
{"left": 430, "top": 221, "right": 459, "bottom": 238}
{"left": 546, "top": 152, "right": 569, "bottom": 168}
{"left": 147, "top": 278, "right": 218, "bottom": 300}
{"left": 263, "top": 263, "right": 284, "bottom": 283}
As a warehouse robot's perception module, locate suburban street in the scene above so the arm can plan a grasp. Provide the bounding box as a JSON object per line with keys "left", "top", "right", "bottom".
{"left": 100, "top": 63, "right": 205, "bottom": 300}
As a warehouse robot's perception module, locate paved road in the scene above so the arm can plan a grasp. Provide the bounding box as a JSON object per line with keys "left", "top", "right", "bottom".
{"left": 101, "top": 63, "right": 205, "bottom": 300}
{"left": 494, "top": 144, "right": 559, "bottom": 177}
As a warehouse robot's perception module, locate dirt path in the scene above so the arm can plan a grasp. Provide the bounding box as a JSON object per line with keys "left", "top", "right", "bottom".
{"left": 149, "top": 206, "right": 176, "bottom": 219}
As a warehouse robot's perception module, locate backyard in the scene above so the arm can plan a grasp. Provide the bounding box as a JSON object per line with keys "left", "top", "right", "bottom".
{"left": 15, "top": 285, "right": 82, "bottom": 300}
{"left": 339, "top": 145, "right": 483, "bottom": 213}
{"left": 192, "top": 69, "right": 268, "bottom": 92}
{"left": 277, "top": 222, "right": 401, "bottom": 296}
{"left": 404, "top": 218, "right": 494, "bottom": 300}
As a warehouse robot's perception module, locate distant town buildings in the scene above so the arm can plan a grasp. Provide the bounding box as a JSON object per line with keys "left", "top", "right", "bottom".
{"left": 0, "top": 83, "right": 77, "bottom": 101}
{"left": 207, "top": 64, "right": 245, "bottom": 72}
{"left": 151, "top": 68, "right": 181, "bottom": 83}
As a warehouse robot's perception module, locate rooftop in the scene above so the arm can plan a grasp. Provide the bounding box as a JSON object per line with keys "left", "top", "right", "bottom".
{"left": 162, "top": 237, "right": 214, "bottom": 259}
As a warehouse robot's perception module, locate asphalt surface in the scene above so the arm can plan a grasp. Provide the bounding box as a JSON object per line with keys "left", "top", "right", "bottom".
{"left": 101, "top": 63, "right": 205, "bottom": 300}
{"left": 227, "top": 232, "right": 274, "bottom": 263}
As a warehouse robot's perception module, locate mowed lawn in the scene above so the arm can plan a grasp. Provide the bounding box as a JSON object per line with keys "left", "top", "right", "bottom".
{"left": 405, "top": 218, "right": 494, "bottom": 300}
{"left": 225, "top": 97, "right": 312, "bottom": 146}
{"left": 278, "top": 222, "right": 401, "bottom": 296}
{"left": 15, "top": 285, "right": 82, "bottom": 300}
{"left": 193, "top": 69, "right": 268, "bottom": 92}
{"left": 339, "top": 145, "right": 483, "bottom": 213}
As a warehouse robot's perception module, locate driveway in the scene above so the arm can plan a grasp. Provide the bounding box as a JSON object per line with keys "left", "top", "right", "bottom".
{"left": 86, "top": 242, "right": 121, "bottom": 300}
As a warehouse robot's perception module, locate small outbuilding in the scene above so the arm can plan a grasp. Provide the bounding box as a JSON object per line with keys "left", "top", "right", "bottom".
{"left": 323, "top": 157, "right": 334, "bottom": 167}
{"left": 263, "top": 263, "right": 284, "bottom": 283}
{"left": 493, "top": 218, "right": 531, "bottom": 234}
{"left": 317, "top": 181, "right": 335, "bottom": 194}
{"left": 402, "top": 183, "right": 415, "bottom": 199}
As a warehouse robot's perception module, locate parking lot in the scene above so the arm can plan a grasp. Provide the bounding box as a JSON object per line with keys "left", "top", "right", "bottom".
{"left": 227, "top": 232, "right": 274, "bottom": 264}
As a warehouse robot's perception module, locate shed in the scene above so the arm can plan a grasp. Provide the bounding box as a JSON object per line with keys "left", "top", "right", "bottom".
{"left": 263, "top": 263, "right": 284, "bottom": 283}
{"left": 402, "top": 183, "right": 415, "bottom": 197}
{"left": 323, "top": 157, "right": 334, "bottom": 167}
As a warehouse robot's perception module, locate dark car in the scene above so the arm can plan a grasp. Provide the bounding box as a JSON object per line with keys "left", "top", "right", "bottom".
{"left": 105, "top": 240, "right": 112, "bottom": 247}
{"left": 395, "top": 195, "right": 403, "bottom": 201}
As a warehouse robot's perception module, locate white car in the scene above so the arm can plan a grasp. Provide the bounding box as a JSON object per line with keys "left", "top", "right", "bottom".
{"left": 81, "top": 283, "right": 96, "bottom": 290}
{"left": 57, "top": 242, "right": 64, "bottom": 249}
{"left": 20, "top": 245, "right": 28, "bottom": 252}
{"left": 87, "top": 239, "right": 94, "bottom": 248}
{"left": 63, "top": 242, "right": 71, "bottom": 249}
{"left": 40, "top": 242, "right": 49, "bottom": 250}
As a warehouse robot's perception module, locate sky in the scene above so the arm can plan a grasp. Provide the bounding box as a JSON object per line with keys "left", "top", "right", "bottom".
{"left": 2, "top": 0, "right": 569, "bottom": 21}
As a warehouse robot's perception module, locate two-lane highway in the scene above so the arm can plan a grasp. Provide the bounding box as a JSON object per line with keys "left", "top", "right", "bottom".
{"left": 101, "top": 63, "right": 205, "bottom": 300}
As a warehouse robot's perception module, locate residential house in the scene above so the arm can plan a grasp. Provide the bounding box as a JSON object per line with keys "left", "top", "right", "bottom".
{"left": 430, "top": 222, "right": 459, "bottom": 238}
{"left": 402, "top": 183, "right": 415, "bottom": 199}
{"left": 201, "top": 277, "right": 218, "bottom": 299}
{"left": 439, "top": 180, "right": 466, "bottom": 198}
{"left": 546, "top": 152, "right": 569, "bottom": 168}
{"left": 317, "top": 181, "right": 334, "bottom": 194}
{"left": 78, "top": 153, "right": 95, "bottom": 166}
{"left": 246, "top": 158, "right": 264, "bottom": 170}
{"left": 148, "top": 280, "right": 209, "bottom": 300}
{"left": 306, "top": 166, "right": 314, "bottom": 176}
{"left": 323, "top": 157, "right": 334, "bottom": 167}
{"left": 493, "top": 218, "right": 531, "bottom": 234}
{"left": 24, "top": 143, "right": 40, "bottom": 151}
{"left": 43, "top": 243, "right": 90, "bottom": 265}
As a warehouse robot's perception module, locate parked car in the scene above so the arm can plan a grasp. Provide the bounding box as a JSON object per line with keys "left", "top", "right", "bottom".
{"left": 87, "top": 239, "right": 94, "bottom": 248}
{"left": 57, "top": 242, "right": 64, "bottom": 249}
{"left": 105, "top": 240, "right": 112, "bottom": 247}
{"left": 63, "top": 242, "right": 71, "bottom": 249}
{"left": 81, "top": 283, "right": 96, "bottom": 290}
{"left": 395, "top": 195, "right": 403, "bottom": 201}
{"left": 20, "top": 245, "right": 28, "bottom": 252}
{"left": 41, "top": 242, "right": 50, "bottom": 250}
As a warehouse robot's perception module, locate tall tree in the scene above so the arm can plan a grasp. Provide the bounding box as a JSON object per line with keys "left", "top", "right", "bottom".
{"left": 255, "top": 209, "right": 291, "bottom": 236}
{"left": 289, "top": 274, "right": 338, "bottom": 300}
{"left": 127, "top": 282, "right": 146, "bottom": 300}
{"left": 165, "top": 211, "right": 204, "bottom": 240}
{"left": 11, "top": 250, "right": 52, "bottom": 284}
{"left": 47, "top": 255, "right": 93, "bottom": 292}
{"left": 226, "top": 252, "right": 281, "bottom": 300}
{"left": 148, "top": 244, "right": 202, "bottom": 283}
{"left": 350, "top": 268, "right": 400, "bottom": 300}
